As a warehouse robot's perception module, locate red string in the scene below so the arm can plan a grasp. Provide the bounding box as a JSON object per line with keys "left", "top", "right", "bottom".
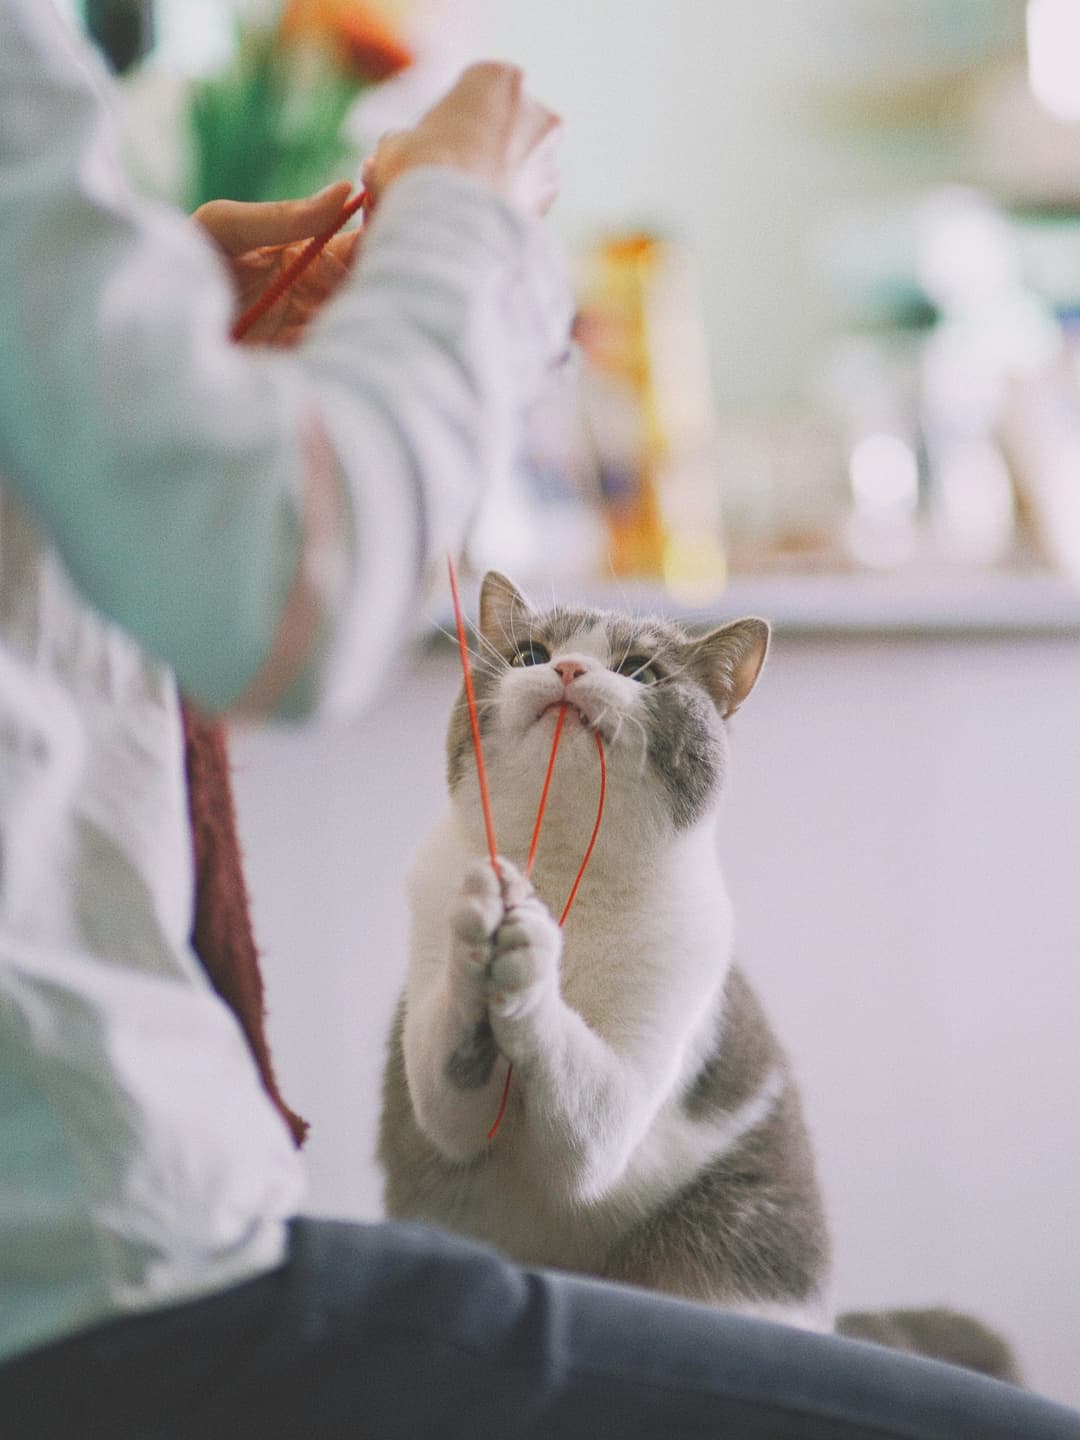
{"left": 234, "top": 217, "right": 607, "bottom": 1146}
{"left": 447, "top": 555, "right": 499, "bottom": 872}
{"left": 525, "top": 701, "right": 568, "bottom": 878}
{"left": 230, "top": 189, "right": 367, "bottom": 343}
{"left": 557, "top": 730, "right": 606, "bottom": 926}
{"left": 486, "top": 723, "right": 606, "bottom": 1141}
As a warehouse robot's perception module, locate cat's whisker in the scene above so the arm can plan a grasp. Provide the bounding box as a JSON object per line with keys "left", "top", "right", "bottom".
{"left": 470, "top": 629, "right": 511, "bottom": 669}
{"left": 434, "top": 615, "right": 511, "bottom": 677}
{"left": 432, "top": 619, "right": 466, "bottom": 652}
{"left": 617, "top": 710, "right": 651, "bottom": 778}
{"left": 590, "top": 704, "right": 645, "bottom": 778}
{"left": 613, "top": 634, "right": 636, "bottom": 676}
{"left": 653, "top": 657, "right": 695, "bottom": 688}
{"left": 469, "top": 660, "right": 507, "bottom": 687}
{"left": 472, "top": 696, "right": 513, "bottom": 716}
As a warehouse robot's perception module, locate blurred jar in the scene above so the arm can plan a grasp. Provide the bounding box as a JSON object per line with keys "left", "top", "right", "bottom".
{"left": 575, "top": 233, "right": 727, "bottom": 601}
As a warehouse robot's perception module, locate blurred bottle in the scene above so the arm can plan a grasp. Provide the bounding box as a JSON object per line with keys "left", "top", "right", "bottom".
{"left": 575, "top": 233, "right": 727, "bottom": 601}
{"left": 818, "top": 332, "right": 925, "bottom": 570}
{"left": 914, "top": 188, "right": 1043, "bottom": 568}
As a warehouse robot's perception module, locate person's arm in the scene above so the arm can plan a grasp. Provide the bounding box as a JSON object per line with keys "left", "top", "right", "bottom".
{"left": 0, "top": 1, "right": 570, "bottom": 717}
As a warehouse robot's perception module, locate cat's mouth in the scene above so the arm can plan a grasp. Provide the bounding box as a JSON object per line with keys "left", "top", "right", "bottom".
{"left": 537, "top": 699, "right": 609, "bottom": 740}
{"left": 539, "top": 699, "right": 588, "bottom": 727}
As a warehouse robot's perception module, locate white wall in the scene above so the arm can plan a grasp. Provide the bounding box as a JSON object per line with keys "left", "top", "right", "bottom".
{"left": 233, "top": 628, "right": 1080, "bottom": 1409}
{"left": 477, "top": 0, "right": 1013, "bottom": 413}
{"left": 142, "top": 0, "right": 1022, "bottom": 411}
{"left": 485, "top": 0, "right": 836, "bottom": 412}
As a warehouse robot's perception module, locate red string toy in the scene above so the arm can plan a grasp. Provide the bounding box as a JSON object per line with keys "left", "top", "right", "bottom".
{"left": 230, "top": 190, "right": 368, "bottom": 342}
{"left": 446, "top": 559, "right": 607, "bottom": 1140}
{"left": 232, "top": 189, "right": 607, "bottom": 1141}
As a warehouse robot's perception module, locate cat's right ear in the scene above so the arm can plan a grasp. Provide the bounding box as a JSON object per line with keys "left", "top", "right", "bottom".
{"left": 688, "top": 617, "right": 771, "bottom": 718}
{"left": 479, "top": 571, "right": 534, "bottom": 648}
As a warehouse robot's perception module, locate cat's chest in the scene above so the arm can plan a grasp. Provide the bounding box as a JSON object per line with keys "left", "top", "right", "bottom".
{"left": 535, "top": 859, "right": 731, "bottom": 1020}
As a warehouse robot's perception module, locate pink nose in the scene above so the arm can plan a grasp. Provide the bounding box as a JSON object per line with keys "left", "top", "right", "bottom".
{"left": 553, "top": 660, "right": 586, "bottom": 684}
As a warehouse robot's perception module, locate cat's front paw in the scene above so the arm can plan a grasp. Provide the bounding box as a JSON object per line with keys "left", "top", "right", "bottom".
{"left": 487, "top": 864, "right": 562, "bottom": 1027}
{"left": 449, "top": 859, "right": 507, "bottom": 992}
{"left": 449, "top": 857, "right": 562, "bottom": 1034}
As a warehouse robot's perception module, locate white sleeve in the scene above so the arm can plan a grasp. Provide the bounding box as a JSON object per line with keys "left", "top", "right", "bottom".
{"left": 0, "top": 0, "right": 572, "bottom": 717}
{"left": 296, "top": 167, "right": 572, "bottom": 721}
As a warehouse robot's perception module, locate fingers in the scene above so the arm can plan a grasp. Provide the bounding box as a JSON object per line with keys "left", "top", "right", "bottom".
{"left": 360, "top": 131, "right": 411, "bottom": 208}
{"left": 193, "top": 181, "right": 356, "bottom": 255}
{"left": 508, "top": 111, "right": 564, "bottom": 217}
{"left": 361, "top": 61, "right": 562, "bottom": 218}
{"left": 325, "top": 228, "right": 362, "bottom": 272}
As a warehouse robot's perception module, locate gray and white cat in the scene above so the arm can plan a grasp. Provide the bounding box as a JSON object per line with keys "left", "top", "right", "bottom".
{"left": 379, "top": 570, "right": 832, "bottom": 1330}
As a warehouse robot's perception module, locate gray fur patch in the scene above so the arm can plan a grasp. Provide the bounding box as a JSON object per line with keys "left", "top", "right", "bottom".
{"left": 601, "top": 1076, "right": 830, "bottom": 1308}
{"left": 444, "top": 1016, "right": 498, "bottom": 1090}
{"left": 378, "top": 1000, "right": 486, "bottom": 1221}
{"left": 683, "top": 965, "right": 778, "bottom": 1121}
{"left": 590, "top": 962, "right": 833, "bottom": 1308}
{"left": 642, "top": 681, "right": 724, "bottom": 829}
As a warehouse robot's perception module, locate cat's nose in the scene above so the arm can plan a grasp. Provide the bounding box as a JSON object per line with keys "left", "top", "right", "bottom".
{"left": 553, "top": 660, "right": 586, "bottom": 685}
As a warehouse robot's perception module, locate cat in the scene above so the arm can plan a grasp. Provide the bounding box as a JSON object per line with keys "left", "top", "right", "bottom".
{"left": 378, "top": 569, "right": 834, "bottom": 1331}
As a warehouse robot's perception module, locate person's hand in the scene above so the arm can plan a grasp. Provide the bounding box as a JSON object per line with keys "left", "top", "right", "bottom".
{"left": 361, "top": 62, "right": 562, "bottom": 219}
{"left": 193, "top": 181, "right": 361, "bottom": 347}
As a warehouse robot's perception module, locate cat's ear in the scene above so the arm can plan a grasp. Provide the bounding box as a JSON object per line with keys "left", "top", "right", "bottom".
{"left": 478, "top": 571, "right": 534, "bottom": 648}
{"left": 687, "top": 618, "right": 770, "bottom": 718}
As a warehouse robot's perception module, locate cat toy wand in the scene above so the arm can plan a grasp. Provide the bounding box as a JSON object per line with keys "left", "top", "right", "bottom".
{"left": 232, "top": 188, "right": 608, "bottom": 1139}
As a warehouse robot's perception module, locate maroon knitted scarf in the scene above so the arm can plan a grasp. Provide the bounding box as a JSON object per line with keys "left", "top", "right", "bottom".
{"left": 181, "top": 701, "right": 308, "bottom": 1146}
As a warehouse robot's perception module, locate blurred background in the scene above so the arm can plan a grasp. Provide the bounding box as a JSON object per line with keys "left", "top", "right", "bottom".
{"left": 69, "top": 0, "right": 1080, "bottom": 1406}
{"left": 65, "top": 0, "right": 1080, "bottom": 594}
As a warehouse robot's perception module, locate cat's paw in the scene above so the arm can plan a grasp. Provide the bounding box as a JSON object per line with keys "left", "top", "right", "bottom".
{"left": 449, "top": 858, "right": 561, "bottom": 1031}
{"left": 449, "top": 859, "right": 506, "bottom": 988}
{"left": 487, "top": 871, "right": 562, "bottom": 1025}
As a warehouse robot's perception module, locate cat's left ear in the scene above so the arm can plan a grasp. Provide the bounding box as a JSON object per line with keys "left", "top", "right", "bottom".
{"left": 478, "top": 571, "right": 534, "bottom": 648}
{"left": 686, "top": 618, "right": 770, "bottom": 718}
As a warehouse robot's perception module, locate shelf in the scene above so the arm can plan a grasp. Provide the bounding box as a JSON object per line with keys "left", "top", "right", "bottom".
{"left": 433, "top": 567, "right": 1080, "bottom": 642}
{"left": 692, "top": 567, "right": 1080, "bottom": 637}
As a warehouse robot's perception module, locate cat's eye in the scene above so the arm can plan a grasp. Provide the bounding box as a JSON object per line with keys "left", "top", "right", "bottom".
{"left": 510, "top": 640, "right": 550, "bottom": 668}
{"left": 616, "top": 654, "right": 661, "bottom": 685}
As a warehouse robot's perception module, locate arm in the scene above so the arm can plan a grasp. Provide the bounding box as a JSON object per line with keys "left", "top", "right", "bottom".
{"left": 0, "top": 2, "right": 570, "bottom": 716}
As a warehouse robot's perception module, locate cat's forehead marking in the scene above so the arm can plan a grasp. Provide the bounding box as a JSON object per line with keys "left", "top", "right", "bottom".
{"left": 543, "top": 620, "right": 609, "bottom": 661}
{"left": 529, "top": 606, "right": 601, "bottom": 653}
{"left": 604, "top": 615, "right": 673, "bottom": 657}
{"left": 532, "top": 607, "right": 678, "bottom": 661}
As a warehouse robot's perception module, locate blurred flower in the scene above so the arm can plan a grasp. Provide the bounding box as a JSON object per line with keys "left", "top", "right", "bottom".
{"left": 187, "top": 1, "right": 413, "bottom": 208}
{"left": 277, "top": 0, "right": 413, "bottom": 83}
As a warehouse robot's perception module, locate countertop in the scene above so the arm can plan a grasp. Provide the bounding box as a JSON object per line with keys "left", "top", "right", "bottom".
{"left": 434, "top": 566, "right": 1080, "bottom": 640}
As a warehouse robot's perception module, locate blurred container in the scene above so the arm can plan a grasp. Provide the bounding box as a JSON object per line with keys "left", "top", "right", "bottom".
{"left": 575, "top": 233, "right": 727, "bottom": 601}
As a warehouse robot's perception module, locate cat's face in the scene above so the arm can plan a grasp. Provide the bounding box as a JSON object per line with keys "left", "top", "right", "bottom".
{"left": 447, "top": 573, "right": 770, "bottom": 834}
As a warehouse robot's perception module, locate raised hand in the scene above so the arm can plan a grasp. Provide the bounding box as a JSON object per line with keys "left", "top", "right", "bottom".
{"left": 362, "top": 61, "right": 563, "bottom": 219}
{"left": 194, "top": 180, "right": 361, "bottom": 346}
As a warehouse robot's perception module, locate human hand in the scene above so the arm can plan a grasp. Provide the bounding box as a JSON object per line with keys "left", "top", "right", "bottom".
{"left": 361, "top": 62, "right": 562, "bottom": 219}
{"left": 193, "top": 181, "right": 362, "bottom": 346}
